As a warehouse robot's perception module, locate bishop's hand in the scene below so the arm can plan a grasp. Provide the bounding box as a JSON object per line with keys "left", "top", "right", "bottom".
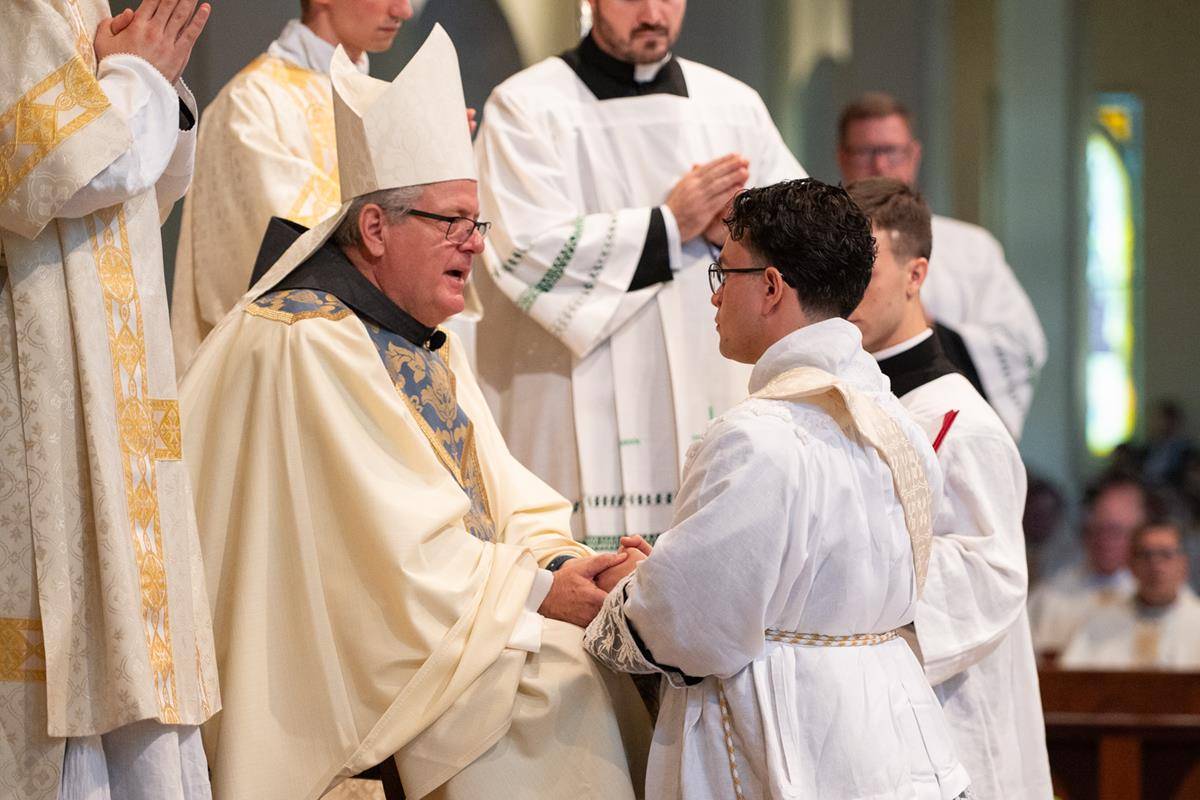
{"left": 538, "top": 551, "right": 628, "bottom": 628}
{"left": 95, "top": 0, "right": 211, "bottom": 85}
{"left": 665, "top": 153, "right": 750, "bottom": 243}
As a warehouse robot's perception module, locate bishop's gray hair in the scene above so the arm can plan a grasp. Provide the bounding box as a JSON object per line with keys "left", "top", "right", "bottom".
{"left": 333, "top": 185, "right": 425, "bottom": 250}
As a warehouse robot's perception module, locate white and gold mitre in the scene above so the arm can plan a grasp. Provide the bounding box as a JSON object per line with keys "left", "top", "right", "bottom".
{"left": 330, "top": 23, "right": 477, "bottom": 200}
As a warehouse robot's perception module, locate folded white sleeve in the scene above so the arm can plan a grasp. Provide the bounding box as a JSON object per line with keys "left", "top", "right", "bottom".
{"left": 505, "top": 568, "right": 554, "bottom": 653}
{"left": 57, "top": 54, "right": 182, "bottom": 219}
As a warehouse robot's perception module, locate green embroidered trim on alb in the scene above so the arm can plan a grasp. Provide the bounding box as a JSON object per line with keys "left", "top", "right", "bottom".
{"left": 499, "top": 244, "right": 529, "bottom": 274}
{"left": 549, "top": 213, "right": 618, "bottom": 337}
{"left": 516, "top": 216, "right": 584, "bottom": 312}
{"left": 577, "top": 492, "right": 676, "bottom": 509}
{"left": 584, "top": 533, "right": 662, "bottom": 552}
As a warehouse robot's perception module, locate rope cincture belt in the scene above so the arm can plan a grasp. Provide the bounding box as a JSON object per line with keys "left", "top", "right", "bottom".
{"left": 764, "top": 627, "right": 900, "bottom": 647}
{"left": 718, "top": 626, "right": 904, "bottom": 800}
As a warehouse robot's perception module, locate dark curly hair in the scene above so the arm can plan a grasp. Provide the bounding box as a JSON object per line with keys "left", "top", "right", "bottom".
{"left": 725, "top": 179, "right": 876, "bottom": 319}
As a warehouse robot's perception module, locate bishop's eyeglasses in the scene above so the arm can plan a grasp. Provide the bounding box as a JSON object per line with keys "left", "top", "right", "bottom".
{"left": 708, "top": 261, "right": 767, "bottom": 294}
{"left": 408, "top": 209, "right": 492, "bottom": 244}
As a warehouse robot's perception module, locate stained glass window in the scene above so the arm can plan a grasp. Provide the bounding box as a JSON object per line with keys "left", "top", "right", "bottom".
{"left": 1084, "top": 93, "right": 1143, "bottom": 457}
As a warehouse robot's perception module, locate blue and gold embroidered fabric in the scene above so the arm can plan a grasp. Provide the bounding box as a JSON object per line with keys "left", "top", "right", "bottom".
{"left": 247, "top": 288, "right": 496, "bottom": 541}
{"left": 246, "top": 288, "right": 353, "bottom": 324}
{"left": 362, "top": 322, "right": 496, "bottom": 542}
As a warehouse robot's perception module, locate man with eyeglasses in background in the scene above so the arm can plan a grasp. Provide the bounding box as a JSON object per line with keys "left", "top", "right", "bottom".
{"left": 1061, "top": 520, "right": 1200, "bottom": 669}
{"left": 837, "top": 92, "right": 1046, "bottom": 439}
{"left": 473, "top": 0, "right": 805, "bottom": 552}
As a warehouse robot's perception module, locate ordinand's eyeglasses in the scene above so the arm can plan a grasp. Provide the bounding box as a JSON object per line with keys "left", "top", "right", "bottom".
{"left": 708, "top": 261, "right": 767, "bottom": 294}
{"left": 408, "top": 209, "right": 492, "bottom": 244}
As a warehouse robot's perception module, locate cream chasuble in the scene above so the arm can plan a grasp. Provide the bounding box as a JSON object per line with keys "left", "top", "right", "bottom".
{"left": 169, "top": 20, "right": 354, "bottom": 368}
{"left": 584, "top": 320, "right": 969, "bottom": 800}
{"left": 181, "top": 221, "right": 648, "bottom": 799}
{"left": 474, "top": 35, "right": 805, "bottom": 548}
{"left": 0, "top": 2, "right": 219, "bottom": 799}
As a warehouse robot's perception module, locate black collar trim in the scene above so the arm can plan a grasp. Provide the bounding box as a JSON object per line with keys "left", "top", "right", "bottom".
{"left": 254, "top": 217, "right": 445, "bottom": 350}
{"left": 559, "top": 33, "right": 688, "bottom": 101}
{"left": 876, "top": 332, "right": 961, "bottom": 399}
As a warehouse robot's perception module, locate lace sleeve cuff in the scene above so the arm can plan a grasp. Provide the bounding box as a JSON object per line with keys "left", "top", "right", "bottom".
{"left": 583, "top": 575, "right": 662, "bottom": 676}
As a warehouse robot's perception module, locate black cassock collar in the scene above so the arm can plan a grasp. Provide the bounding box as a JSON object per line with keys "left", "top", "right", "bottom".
{"left": 876, "top": 331, "right": 962, "bottom": 399}
{"left": 559, "top": 33, "right": 688, "bottom": 101}
{"left": 248, "top": 216, "right": 446, "bottom": 350}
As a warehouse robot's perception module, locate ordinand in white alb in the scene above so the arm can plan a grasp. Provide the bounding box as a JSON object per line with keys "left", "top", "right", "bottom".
{"left": 584, "top": 319, "right": 971, "bottom": 799}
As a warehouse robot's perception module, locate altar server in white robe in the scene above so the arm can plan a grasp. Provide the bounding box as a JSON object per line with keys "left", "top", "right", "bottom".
{"left": 170, "top": 0, "right": 413, "bottom": 368}
{"left": 474, "top": 0, "right": 804, "bottom": 549}
{"left": 180, "top": 29, "right": 649, "bottom": 800}
{"left": 1062, "top": 521, "right": 1200, "bottom": 669}
{"left": 837, "top": 92, "right": 1046, "bottom": 439}
{"left": 847, "top": 177, "right": 1052, "bottom": 799}
{"left": 1028, "top": 473, "right": 1148, "bottom": 656}
{"left": 585, "top": 179, "right": 970, "bottom": 799}
{"left": 0, "top": 2, "right": 220, "bottom": 799}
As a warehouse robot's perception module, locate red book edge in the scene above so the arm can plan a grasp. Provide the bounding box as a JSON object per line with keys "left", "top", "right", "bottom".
{"left": 932, "top": 410, "right": 960, "bottom": 453}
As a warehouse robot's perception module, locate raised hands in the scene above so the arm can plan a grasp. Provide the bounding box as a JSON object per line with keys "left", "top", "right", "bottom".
{"left": 665, "top": 153, "right": 750, "bottom": 243}
{"left": 95, "top": 0, "right": 211, "bottom": 84}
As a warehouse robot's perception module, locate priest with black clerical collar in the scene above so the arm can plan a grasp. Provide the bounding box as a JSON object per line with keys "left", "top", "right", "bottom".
{"left": 847, "top": 177, "right": 1054, "bottom": 800}
{"left": 473, "top": 0, "right": 807, "bottom": 551}
{"left": 179, "top": 25, "right": 648, "bottom": 800}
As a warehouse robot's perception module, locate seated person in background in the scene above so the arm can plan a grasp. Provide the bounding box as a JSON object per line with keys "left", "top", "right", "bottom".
{"left": 1028, "top": 473, "right": 1150, "bottom": 656}
{"left": 179, "top": 28, "right": 648, "bottom": 800}
{"left": 1061, "top": 521, "right": 1200, "bottom": 669}
{"left": 584, "top": 179, "right": 969, "bottom": 799}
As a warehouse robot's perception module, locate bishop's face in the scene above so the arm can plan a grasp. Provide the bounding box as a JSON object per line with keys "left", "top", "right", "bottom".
{"left": 590, "top": 0, "right": 686, "bottom": 65}
{"left": 321, "top": 0, "right": 413, "bottom": 55}
{"left": 377, "top": 180, "right": 483, "bottom": 327}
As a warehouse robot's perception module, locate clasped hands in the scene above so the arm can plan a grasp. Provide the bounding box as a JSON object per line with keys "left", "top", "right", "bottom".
{"left": 537, "top": 536, "right": 653, "bottom": 628}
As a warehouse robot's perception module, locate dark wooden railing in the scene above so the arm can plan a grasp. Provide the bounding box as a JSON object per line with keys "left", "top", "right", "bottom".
{"left": 1039, "top": 669, "right": 1200, "bottom": 799}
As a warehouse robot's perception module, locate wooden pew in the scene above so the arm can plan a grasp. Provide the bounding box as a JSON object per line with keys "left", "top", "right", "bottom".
{"left": 1039, "top": 669, "right": 1200, "bottom": 799}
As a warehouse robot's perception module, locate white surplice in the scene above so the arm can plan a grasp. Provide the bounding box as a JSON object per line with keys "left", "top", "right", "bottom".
{"left": 923, "top": 215, "right": 1047, "bottom": 439}
{"left": 1027, "top": 564, "right": 1134, "bottom": 655}
{"left": 474, "top": 43, "right": 804, "bottom": 548}
{"left": 886, "top": 341, "right": 1051, "bottom": 799}
{"left": 585, "top": 319, "right": 970, "bottom": 799}
{"left": 1060, "top": 588, "right": 1200, "bottom": 670}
